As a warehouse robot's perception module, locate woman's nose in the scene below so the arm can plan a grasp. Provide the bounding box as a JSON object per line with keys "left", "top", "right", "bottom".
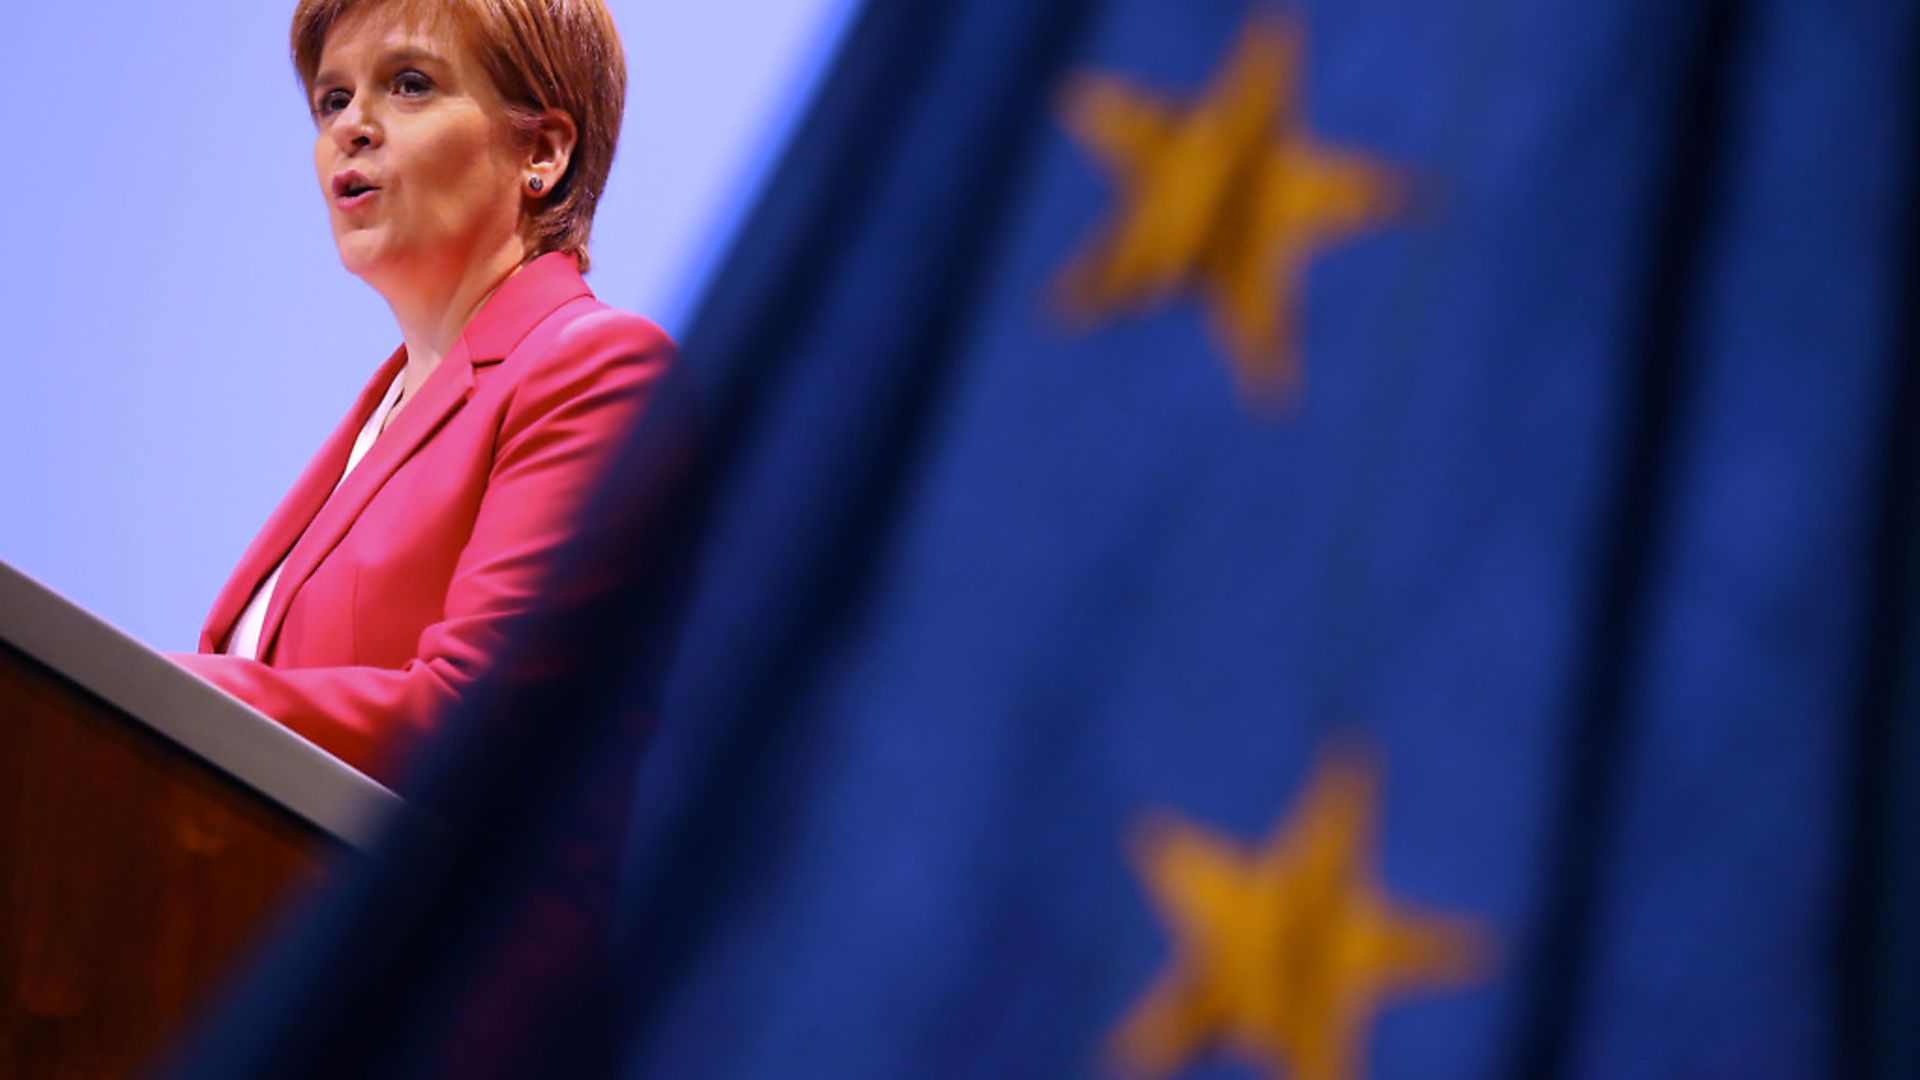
{"left": 331, "top": 97, "right": 381, "bottom": 153}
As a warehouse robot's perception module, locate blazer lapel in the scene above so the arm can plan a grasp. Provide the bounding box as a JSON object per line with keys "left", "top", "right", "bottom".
{"left": 253, "top": 343, "right": 476, "bottom": 662}
{"left": 199, "top": 349, "right": 407, "bottom": 653}
{"left": 240, "top": 252, "right": 594, "bottom": 662}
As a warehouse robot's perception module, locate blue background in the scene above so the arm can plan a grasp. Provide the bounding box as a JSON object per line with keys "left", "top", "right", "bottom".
{"left": 0, "top": 1, "right": 854, "bottom": 648}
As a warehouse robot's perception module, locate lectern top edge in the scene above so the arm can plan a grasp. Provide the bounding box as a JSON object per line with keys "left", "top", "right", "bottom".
{"left": 0, "top": 559, "right": 400, "bottom": 851}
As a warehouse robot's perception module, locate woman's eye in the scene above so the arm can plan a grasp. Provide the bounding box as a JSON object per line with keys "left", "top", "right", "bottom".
{"left": 393, "top": 71, "right": 433, "bottom": 97}
{"left": 315, "top": 89, "right": 351, "bottom": 116}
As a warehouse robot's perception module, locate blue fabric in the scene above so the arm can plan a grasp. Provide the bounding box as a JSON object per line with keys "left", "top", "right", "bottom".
{"left": 172, "top": 1, "right": 1920, "bottom": 1077}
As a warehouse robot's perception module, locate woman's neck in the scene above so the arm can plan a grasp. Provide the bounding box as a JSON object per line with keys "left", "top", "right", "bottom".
{"left": 379, "top": 238, "right": 529, "bottom": 389}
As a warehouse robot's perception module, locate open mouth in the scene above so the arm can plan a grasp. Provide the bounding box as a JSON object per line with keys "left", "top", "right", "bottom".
{"left": 333, "top": 173, "right": 381, "bottom": 202}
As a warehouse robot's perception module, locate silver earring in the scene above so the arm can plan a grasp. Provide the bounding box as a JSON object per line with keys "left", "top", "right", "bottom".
{"left": 528, "top": 175, "right": 544, "bottom": 193}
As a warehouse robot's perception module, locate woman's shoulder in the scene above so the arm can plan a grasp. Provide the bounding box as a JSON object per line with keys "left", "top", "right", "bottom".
{"left": 506, "top": 295, "right": 674, "bottom": 382}
{"left": 493, "top": 295, "right": 673, "bottom": 419}
{"left": 545, "top": 298, "right": 674, "bottom": 360}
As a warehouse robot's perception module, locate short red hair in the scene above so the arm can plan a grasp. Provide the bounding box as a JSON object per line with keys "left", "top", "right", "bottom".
{"left": 291, "top": 0, "right": 627, "bottom": 270}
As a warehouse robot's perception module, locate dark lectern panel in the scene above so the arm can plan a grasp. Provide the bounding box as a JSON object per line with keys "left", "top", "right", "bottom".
{"left": 0, "top": 640, "right": 328, "bottom": 1079}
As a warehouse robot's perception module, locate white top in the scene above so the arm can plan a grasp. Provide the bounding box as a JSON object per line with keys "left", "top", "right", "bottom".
{"left": 225, "top": 369, "right": 408, "bottom": 661}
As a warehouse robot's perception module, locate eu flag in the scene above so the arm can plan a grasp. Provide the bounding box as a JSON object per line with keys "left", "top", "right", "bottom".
{"left": 176, "top": 1, "right": 1920, "bottom": 1078}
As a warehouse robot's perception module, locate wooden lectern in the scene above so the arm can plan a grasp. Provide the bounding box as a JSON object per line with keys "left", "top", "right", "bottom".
{"left": 0, "top": 560, "right": 401, "bottom": 1078}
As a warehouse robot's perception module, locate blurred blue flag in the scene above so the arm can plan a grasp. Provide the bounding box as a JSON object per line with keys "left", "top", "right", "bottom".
{"left": 176, "top": 0, "right": 1920, "bottom": 1078}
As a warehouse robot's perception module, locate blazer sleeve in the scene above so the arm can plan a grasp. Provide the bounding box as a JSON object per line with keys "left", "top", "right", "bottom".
{"left": 172, "top": 312, "right": 672, "bottom": 783}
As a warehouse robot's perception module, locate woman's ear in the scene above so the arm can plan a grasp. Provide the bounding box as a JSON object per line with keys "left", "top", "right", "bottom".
{"left": 525, "top": 108, "right": 579, "bottom": 198}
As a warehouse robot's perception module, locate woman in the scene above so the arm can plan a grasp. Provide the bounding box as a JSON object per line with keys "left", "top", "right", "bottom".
{"left": 173, "top": 0, "right": 671, "bottom": 785}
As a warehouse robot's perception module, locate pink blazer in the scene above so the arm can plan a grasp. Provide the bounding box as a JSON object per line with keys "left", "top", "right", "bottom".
{"left": 174, "top": 253, "right": 672, "bottom": 782}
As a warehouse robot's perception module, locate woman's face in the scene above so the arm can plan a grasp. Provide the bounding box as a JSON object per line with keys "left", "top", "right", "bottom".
{"left": 310, "top": 9, "right": 527, "bottom": 291}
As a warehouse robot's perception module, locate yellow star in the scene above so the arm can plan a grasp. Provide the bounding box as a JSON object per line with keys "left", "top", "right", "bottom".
{"left": 1055, "top": 15, "right": 1403, "bottom": 405}
{"left": 1109, "top": 747, "right": 1489, "bottom": 1080}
